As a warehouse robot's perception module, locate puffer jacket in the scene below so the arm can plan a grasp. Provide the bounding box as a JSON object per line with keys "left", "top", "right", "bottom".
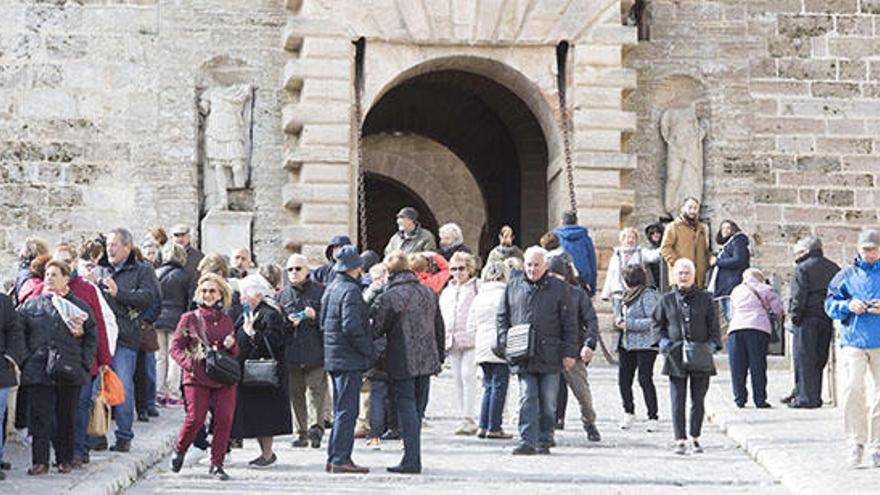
{"left": 370, "top": 270, "right": 444, "bottom": 380}
{"left": 93, "top": 252, "right": 161, "bottom": 351}
{"left": 469, "top": 281, "right": 507, "bottom": 365}
{"left": 439, "top": 277, "right": 480, "bottom": 351}
{"left": 713, "top": 232, "right": 751, "bottom": 297}
{"left": 554, "top": 225, "right": 598, "bottom": 294}
{"left": 155, "top": 261, "right": 192, "bottom": 331}
{"left": 618, "top": 288, "right": 659, "bottom": 351}
{"left": 496, "top": 273, "right": 578, "bottom": 374}
{"left": 320, "top": 272, "right": 373, "bottom": 372}
{"left": 18, "top": 293, "right": 97, "bottom": 386}
{"left": 825, "top": 256, "right": 880, "bottom": 349}
{"left": 277, "top": 279, "right": 324, "bottom": 369}
{"left": 728, "top": 280, "right": 784, "bottom": 335}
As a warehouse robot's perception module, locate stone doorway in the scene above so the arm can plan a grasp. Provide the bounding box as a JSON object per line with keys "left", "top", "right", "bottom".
{"left": 362, "top": 67, "right": 550, "bottom": 259}
{"left": 364, "top": 172, "right": 439, "bottom": 254}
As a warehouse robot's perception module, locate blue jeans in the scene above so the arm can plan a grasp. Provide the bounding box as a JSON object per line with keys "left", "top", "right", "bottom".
{"left": 517, "top": 372, "right": 560, "bottom": 449}
{"left": 146, "top": 352, "right": 156, "bottom": 409}
{"left": 479, "top": 363, "right": 510, "bottom": 432}
{"left": 368, "top": 379, "right": 388, "bottom": 439}
{"left": 0, "top": 387, "right": 9, "bottom": 461}
{"left": 391, "top": 375, "right": 429, "bottom": 469}
{"left": 727, "top": 330, "right": 769, "bottom": 406}
{"left": 719, "top": 297, "right": 731, "bottom": 324}
{"left": 74, "top": 376, "right": 101, "bottom": 456}
{"left": 327, "top": 370, "right": 362, "bottom": 466}
{"left": 113, "top": 346, "right": 138, "bottom": 441}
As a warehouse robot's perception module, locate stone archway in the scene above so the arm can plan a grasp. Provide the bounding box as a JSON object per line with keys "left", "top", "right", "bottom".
{"left": 363, "top": 133, "right": 487, "bottom": 252}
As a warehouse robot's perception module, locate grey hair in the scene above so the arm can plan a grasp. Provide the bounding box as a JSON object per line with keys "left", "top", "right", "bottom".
{"left": 438, "top": 223, "right": 464, "bottom": 243}
{"left": 239, "top": 274, "right": 274, "bottom": 300}
{"left": 523, "top": 246, "right": 548, "bottom": 262}
{"left": 672, "top": 257, "right": 696, "bottom": 275}
{"left": 794, "top": 236, "right": 821, "bottom": 254}
{"left": 107, "top": 227, "right": 133, "bottom": 246}
{"left": 161, "top": 242, "right": 187, "bottom": 266}
{"left": 481, "top": 261, "right": 509, "bottom": 283}
{"left": 742, "top": 268, "right": 766, "bottom": 284}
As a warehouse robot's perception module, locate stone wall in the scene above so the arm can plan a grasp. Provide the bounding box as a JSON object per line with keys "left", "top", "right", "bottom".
{"left": 626, "top": 0, "right": 880, "bottom": 284}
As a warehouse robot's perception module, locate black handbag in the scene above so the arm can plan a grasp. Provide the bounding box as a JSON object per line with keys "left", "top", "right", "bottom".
{"left": 45, "top": 345, "right": 82, "bottom": 384}
{"left": 241, "top": 332, "right": 280, "bottom": 388}
{"left": 744, "top": 283, "right": 783, "bottom": 344}
{"left": 682, "top": 340, "right": 715, "bottom": 373}
{"left": 0, "top": 355, "right": 19, "bottom": 389}
{"left": 195, "top": 314, "right": 240, "bottom": 385}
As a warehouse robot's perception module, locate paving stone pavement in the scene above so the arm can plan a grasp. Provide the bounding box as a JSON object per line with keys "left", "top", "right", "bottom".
{"left": 126, "top": 365, "right": 784, "bottom": 494}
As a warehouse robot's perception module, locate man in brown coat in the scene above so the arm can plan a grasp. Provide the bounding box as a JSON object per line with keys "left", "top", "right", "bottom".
{"left": 660, "top": 197, "right": 710, "bottom": 289}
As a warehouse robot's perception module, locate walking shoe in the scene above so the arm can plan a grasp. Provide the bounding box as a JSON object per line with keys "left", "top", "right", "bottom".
{"left": 554, "top": 420, "right": 565, "bottom": 431}
{"left": 691, "top": 440, "right": 704, "bottom": 454}
{"left": 72, "top": 453, "right": 90, "bottom": 467}
{"left": 455, "top": 418, "right": 478, "bottom": 436}
{"left": 511, "top": 444, "right": 536, "bottom": 455}
{"left": 645, "top": 419, "right": 660, "bottom": 432}
{"left": 673, "top": 443, "right": 687, "bottom": 455}
{"left": 166, "top": 398, "right": 184, "bottom": 407}
{"left": 308, "top": 427, "right": 323, "bottom": 449}
{"left": 109, "top": 439, "right": 131, "bottom": 453}
{"left": 209, "top": 465, "right": 230, "bottom": 481}
{"left": 248, "top": 453, "right": 277, "bottom": 467}
{"left": 58, "top": 463, "right": 73, "bottom": 474}
{"left": 329, "top": 463, "right": 369, "bottom": 474}
{"left": 0, "top": 460, "right": 10, "bottom": 470}
{"left": 291, "top": 435, "right": 309, "bottom": 448}
{"left": 476, "top": 429, "right": 487, "bottom": 439}
{"left": 137, "top": 411, "right": 149, "bottom": 422}
{"left": 365, "top": 438, "right": 382, "bottom": 450}
{"left": 871, "top": 450, "right": 880, "bottom": 468}
{"left": 387, "top": 464, "right": 421, "bottom": 474}
{"left": 89, "top": 435, "right": 108, "bottom": 451}
{"left": 323, "top": 419, "right": 333, "bottom": 430}
{"left": 779, "top": 394, "right": 796, "bottom": 405}
{"left": 193, "top": 437, "right": 211, "bottom": 451}
{"left": 229, "top": 438, "right": 243, "bottom": 449}
{"left": 535, "top": 446, "right": 551, "bottom": 455}
{"left": 619, "top": 413, "right": 635, "bottom": 430}
{"left": 848, "top": 444, "right": 864, "bottom": 468}
{"left": 381, "top": 429, "right": 401, "bottom": 441}
{"left": 171, "top": 450, "right": 185, "bottom": 473}
{"left": 585, "top": 423, "right": 601, "bottom": 442}
{"left": 147, "top": 407, "right": 160, "bottom": 417}
{"left": 486, "top": 430, "right": 513, "bottom": 439}
{"left": 755, "top": 402, "right": 772, "bottom": 409}
{"left": 27, "top": 464, "right": 49, "bottom": 475}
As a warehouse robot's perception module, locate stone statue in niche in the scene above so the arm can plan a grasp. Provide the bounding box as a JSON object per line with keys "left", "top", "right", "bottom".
{"left": 199, "top": 84, "right": 253, "bottom": 212}
{"left": 660, "top": 103, "right": 705, "bottom": 217}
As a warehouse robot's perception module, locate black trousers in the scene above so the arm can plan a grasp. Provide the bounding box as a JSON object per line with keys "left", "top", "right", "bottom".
{"left": 794, "top": 320, "right": 832, "bottom": 407}
{"left": 669, "top": 374, "right": 710, "bottom": 441}
{"left": 618, "top": 348, "right": 658, "bottom": 419}
{"left": 28, "top": 384, "right": 79, "bottom": 466}
{"left": 555, "top": 374, "right": 568, "bottom": 424}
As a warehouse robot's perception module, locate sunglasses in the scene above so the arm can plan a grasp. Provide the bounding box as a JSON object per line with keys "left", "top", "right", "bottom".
{"left": 199, "top": 288, "right": 218, "bottom": 294}
{"left": 173, "top": 232, "right": 187, "bottom": 237}
{"left": 449, "top": 266, "right": 467, "bottom": 272}
{"left": 287, "top": 266, "right": 305, "bottom": 272}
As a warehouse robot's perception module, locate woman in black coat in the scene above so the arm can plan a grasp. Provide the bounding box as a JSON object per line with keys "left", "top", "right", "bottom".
{"left": 18, "top": 260, "right": 97, "bottom": 475}
{"left": 232, "top": 276, "right": 291, "bottom": 467}
{"left": 653, "top": 258, "right": 721, "bottom": 456}
{"left": 710, "top": 220, "right": 750, "bottom": 322}
{"left": 154, "top": 242, "right": 192, "bottom": 406}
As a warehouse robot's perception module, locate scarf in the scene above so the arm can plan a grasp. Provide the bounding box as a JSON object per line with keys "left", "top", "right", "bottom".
{"left": 680, "top": 214, "right": 698, "bottom": 229}
{"left": 621, "top": 285, "right": 645, "bottom": 307}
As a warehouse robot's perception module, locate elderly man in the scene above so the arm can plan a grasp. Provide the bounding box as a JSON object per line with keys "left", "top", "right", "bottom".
{"left": 497, "top": 246, "right": 578, "bottom": 455}
{"left": 786, "top": 236, "right": 839, "bottom": 409}
{"left": 93, "top": 228, "right": 161, "bottom": 453}
{"left": 383, "top": 207, "right": 436, "bottom": 256}
{"left": 660, "top": 197, "right": 710, "bottom": 289}
{"left": 170, "top": 224, "right": 204, "bottom": 282}
{"left": 278, "top": 254, "right": 327, "bottom": 449}
{"left": 229, "top": 248, "right": 252, "bottom": 279}
{"left": 320, "top": 246, "right": 373, "bottom": 473}
{"left": 825, "top": 229, "right": 880, "bottom": 468}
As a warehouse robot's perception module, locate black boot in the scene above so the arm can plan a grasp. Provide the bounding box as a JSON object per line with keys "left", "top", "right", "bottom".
{"left": 171, "top": 450, "right": 186, "bottom": 473}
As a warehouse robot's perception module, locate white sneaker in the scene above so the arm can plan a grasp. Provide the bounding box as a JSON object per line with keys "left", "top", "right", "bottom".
{"left": 619, "top": 413, "right": 635, "bottom": 430}
{"left": 645, "top": 418, "right": 660, "bottom": 432}
{"left": 848, "top": 444, "right": 864, "bottom": 468}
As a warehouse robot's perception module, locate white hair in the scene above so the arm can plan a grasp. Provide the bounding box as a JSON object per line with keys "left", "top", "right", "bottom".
{"left": 438, "top": 223, "right": 464, "bottom": 243}
{"left": 286, "top": 253, "right": 309, "bottom": 269}
{"left": 524, "top": 246, "right": 548, "bottom": 262}
{"left": 239, "top": 274, "right": 274, "bottom": 300}
{"left": 672, "top": 258, "right": 696, "bottom": 274}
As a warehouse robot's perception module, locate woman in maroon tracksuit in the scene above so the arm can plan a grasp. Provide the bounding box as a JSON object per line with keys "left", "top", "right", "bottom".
{"left": 169, "top": 273, "right": 238, "bottom": 481}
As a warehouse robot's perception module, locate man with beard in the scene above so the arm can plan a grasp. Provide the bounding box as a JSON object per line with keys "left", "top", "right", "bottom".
{"left": 660, "top": 197, "right": 710, "bottom": 289}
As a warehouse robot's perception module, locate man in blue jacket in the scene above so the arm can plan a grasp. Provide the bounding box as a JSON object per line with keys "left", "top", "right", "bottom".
{"left": 825, "top": 229, "right": 880, "bottom": 469}
{"left": 320, "top": 245, "right": 373, "bottom": 473}
{"left": 554, "top": 210, "right": 598, "bottom": 296}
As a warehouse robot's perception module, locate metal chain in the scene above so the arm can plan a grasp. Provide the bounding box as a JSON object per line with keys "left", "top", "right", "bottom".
{"left": 558, "top": 73, "right": 577, "bottom": 213}
{"left": 354, "top": 41, "right": 367, "bottom": 249}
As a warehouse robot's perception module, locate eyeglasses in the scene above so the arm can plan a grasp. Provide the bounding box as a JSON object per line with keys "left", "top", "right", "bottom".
{"left": 287, "top": 266, "right": 305, "bottom": 272}
{"left": 449, "top": 266, "right": 467, "bottom": 272}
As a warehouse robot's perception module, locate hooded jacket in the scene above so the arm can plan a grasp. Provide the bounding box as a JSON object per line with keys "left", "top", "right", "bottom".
{"left": 554, "top": 225, "right": 598, "bottom": 294}
{"left": 825, "top": 256, "right": 880, "bottom": 349}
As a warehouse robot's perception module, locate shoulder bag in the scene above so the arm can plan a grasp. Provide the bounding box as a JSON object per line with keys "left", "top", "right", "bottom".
{"left": 744, "top": 283, "right": 782, "bottom": 344}
{"left": 45, "top": 345, "right": 82, "bottom": 384}
{"left": 241, "top": 328, "right": 280, "bottom": 388}
{"left": 194, "top": 313, "right": 240, "bottom": 385}
{"left": 678, "top": 296, "right": 715, "bottom": 373}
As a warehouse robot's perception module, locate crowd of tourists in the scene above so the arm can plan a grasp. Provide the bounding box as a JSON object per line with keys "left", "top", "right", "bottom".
{"left": 1, "top": 196, "right": 878, "bottom": 481}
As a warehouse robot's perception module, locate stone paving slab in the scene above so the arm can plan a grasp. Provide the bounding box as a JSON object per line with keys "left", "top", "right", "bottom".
{"left": 127, "top": 366, "right": 783, "bottom": 494}
{"left": 704, "top": 367, "right": 878, "bottom": 495}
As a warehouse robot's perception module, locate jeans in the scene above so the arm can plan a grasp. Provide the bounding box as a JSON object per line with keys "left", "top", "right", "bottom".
{"left": 135, "top": 350, "right": 157, "bottom": 413}
{"left": 618, "top": 348, "right": 658, "bottom": 419}
{"left": 669, "top": 374, "right": 710, "bottom": 440}
{"left": 327, "top": 370, "right": 362, "bottom": 466}
{"left": 74, "top": 376, "right": 101, "bottom": 457}
{"left": 28, "top": 384, "right": 79, "bottom": 465}
{"left": 719, "top": 297, "right": 731, "bottom": 323}
{"left": 727, "top": 330, "right": 770, "bottom": 406}
{"left": 793, "top": 320, "right": 832, "bottom": 407}
{"left": 113, "top": 346, "right": 138, "bottom": 441}
{"left": 368, "top": 379, "right": 388, "bottom": 439}
{"left": 840, "top": 346, "right": 880, "bottom": 449}
{"left": 0, "top": 387, "right": 9, "bottom": 461}
{"left": 391, "top": 375, "right": 429, "bottom": 469}
{"left": 479, "top": 363, "right": 510, "bottom": 432}
{"left": 517, "top": 372, "right": 559, "bottom": 449}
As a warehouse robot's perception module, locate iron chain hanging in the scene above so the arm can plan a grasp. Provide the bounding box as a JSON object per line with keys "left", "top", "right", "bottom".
{"left": 354, "top": 38, "right": 367, "bottom": 249}
{"left": 557, "top": 42, "right": 577, "bottom": 213}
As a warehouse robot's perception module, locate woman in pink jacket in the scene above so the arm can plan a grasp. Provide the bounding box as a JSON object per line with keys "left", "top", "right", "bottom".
{"left": 727, "top": 268, "right": 784, "bottom": 409}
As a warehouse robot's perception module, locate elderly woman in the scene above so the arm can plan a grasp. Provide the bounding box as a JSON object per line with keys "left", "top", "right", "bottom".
{"left": 18, "top": 260, "right": 97, "bottom": 475}
{"left": 653, "top": 258, "right": 721, "bottom": 455}
{"left": 709, "top": 220, "right": 751, "bottom": 323}
{"left": 232, "top": 275, "right": 292, "bottom": 467}
{"left": 487, "top": 225, "right": 524, "bottom": 264}
{"left": 616, "top": 265, "right": 660, "bottom": 432}
{"left": 602, "top": 228, "right": 660, "bottom": 323}
{"left": 170, "top": 273, "right": 238, "bottom": 481}
{"left": 471, "top": 261, "right": 512, "bottom": 439}
{"left": 438, "top": 223, "right": 471, "bottom": 261}
{"left": 154, "top": 242, "right": 191, "bottom": 406}
{"left": 727, "top": 268, "right": 783, "bottom": 409}
{"left": 439, "top": 251, "right": 481, "bottom": 435}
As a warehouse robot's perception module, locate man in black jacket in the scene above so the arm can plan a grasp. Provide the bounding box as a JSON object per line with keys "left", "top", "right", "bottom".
{"left": 786, "top": 236, "right": 840, "bottom": 408}
{"left": 497, "top": 246, "right": 578, "bottom": 455}
{"left": 0, "top": 292, "right": 25, "bottom": 480}
{"left": 278, "top": 254, "right": 327, "bottom": 449}
{"left": 93, "top": 228, "right": 161, "bottom": 453}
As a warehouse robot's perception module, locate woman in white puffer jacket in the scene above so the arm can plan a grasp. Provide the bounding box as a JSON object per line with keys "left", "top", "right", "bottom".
{"left": 469, "top": 261, "right": 513, "bottom": 439}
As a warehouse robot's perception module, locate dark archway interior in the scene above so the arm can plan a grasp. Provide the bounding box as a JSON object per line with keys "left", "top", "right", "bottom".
{"left": 364, "top": 173, "right": 439, "bottom": 253}
{"left": 363, "top": 69, "right": 548, "bottom": 258}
